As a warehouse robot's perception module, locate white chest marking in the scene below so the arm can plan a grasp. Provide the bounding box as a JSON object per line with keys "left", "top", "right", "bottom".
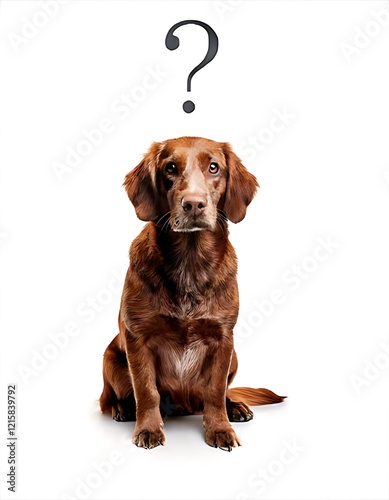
{"left": 172, "top": 342, "right": 207, "bottom": 381}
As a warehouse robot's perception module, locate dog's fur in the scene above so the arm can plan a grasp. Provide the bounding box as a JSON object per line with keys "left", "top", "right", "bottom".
{"left": 100, "top": 136, "right": 284, "bottom": 450}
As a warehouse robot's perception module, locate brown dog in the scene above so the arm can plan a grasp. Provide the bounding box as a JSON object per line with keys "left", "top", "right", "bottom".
{"left": 100, "top": 136, "right": 284, "bottom": 450}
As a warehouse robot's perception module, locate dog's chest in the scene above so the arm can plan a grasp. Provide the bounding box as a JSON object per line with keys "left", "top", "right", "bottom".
{"left": 173, "top": 293, "right": 207, "bottom": 318}
{"left": 165, "top": 257, "right": 213, "bottom": 309}
{"left": 158, "top": 339, "right": 208, "bottom": 383}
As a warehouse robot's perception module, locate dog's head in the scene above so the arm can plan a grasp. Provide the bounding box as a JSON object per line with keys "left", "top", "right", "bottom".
{"left": 123, "top": 137, "right": 258, "bottom": 232}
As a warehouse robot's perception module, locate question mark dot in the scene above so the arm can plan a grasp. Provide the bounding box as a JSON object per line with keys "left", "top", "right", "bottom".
{"left": 183, "top": 101, "right": 195, "bottom": 113}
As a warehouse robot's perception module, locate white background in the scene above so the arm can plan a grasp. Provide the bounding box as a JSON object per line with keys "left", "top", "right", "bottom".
{"left": 0, "top": 1, "right": 388, "bottom": 499}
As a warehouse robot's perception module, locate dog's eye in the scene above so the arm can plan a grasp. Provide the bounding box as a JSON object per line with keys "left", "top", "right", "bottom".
{"left": 209, "top": 162, "right": 220, "bottom": 174}
{"left": 165, "top": 162, "right": 177, "bottom": 175}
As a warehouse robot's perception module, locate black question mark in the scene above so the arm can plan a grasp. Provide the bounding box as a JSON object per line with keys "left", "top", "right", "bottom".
{"left": 165, "top": 20, "right": 219, "bottom": 113}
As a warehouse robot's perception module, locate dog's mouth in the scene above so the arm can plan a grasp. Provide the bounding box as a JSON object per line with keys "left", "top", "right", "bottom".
{"left": 171, "top": 216, "right": 214, "bottom": 233}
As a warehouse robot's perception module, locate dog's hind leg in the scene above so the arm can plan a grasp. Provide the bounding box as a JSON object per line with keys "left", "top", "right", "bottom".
{"left": 225, "top": 349, "right": 285, "bottom": 421}
{"left": 225, "top": 349, "right": 254, "bottom": 422}
{"left": 100, "top": 334, "right": 136, "bottom": 421}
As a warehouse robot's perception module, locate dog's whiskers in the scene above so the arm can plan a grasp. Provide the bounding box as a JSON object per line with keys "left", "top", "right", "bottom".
{"left": 161, "top": 217, "right": 172, "bottom": 233}
{"left": 156, "top": 212, "right": 171, "bottom": 226}
{"left": 216, "top": 211, "right": 228, "bottom": 235}
{"left": 217, "top": 209, "right": 228, "bottom": 223}
{"left": 156, "top": 212, "right": 173, "bottom": 234}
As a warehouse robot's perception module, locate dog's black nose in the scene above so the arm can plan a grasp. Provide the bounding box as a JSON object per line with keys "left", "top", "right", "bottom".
{"left": 182, "top": 195, "right": 207, "bottom": 216}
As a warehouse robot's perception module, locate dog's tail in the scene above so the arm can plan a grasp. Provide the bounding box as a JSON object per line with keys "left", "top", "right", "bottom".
{"left": 227, "top": 387, "right": 286, "bottom": 406}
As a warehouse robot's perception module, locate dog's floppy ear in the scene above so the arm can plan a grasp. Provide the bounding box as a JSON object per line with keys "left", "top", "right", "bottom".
{"left": 123, "top": 142, "right": 162, "bottom": 221}
{"left": 222, "top": 143, "right": 259, "bottom": 223}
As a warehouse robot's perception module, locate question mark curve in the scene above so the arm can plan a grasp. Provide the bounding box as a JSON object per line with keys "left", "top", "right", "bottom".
{"left": 165, "top": 20, "right": 219, "bottom": 113}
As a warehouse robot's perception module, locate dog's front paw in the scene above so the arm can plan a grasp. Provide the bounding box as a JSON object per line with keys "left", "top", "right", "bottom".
{"left": 132, "top": 429, "right": 165, "bottom": 449}
{"left": 204, "top": 425, "right": 241, "bottom": 451}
